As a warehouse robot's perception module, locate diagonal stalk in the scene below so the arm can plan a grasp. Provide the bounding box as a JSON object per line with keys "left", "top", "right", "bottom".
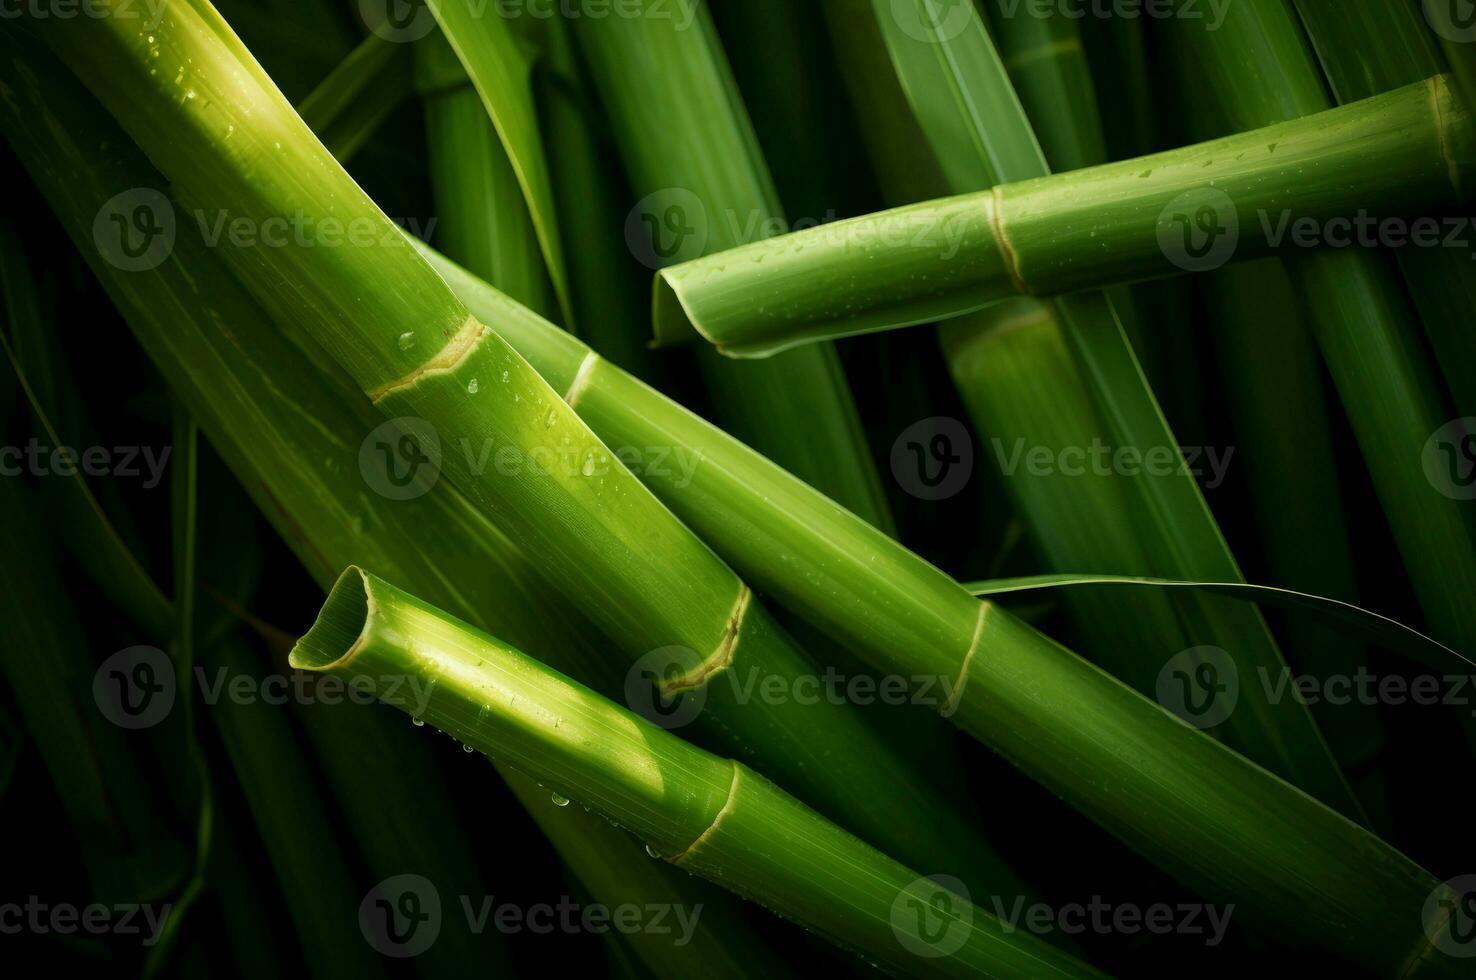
{"left": 652, "top": 76, "right": 1472, "bottom": 356}
{"left": 290, "top": 567, "right": 1105, "bottom": 980}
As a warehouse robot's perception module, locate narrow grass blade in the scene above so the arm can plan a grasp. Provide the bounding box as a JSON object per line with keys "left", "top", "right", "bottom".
{"left": 533, "top": 15, "right": 665, "bottom": 378}
{"left": 0, "top": 477, "right": 188, "bottom": 903}
{"left": 297, "top": 32, "right": 413, "bottom": 163}
{"left": 1159, "top": 0, "right": 1476, "bottom": 658}
{"left": 205, "top": 638, "right": 391, "bottom": 980}
{"left": 1293, "top": 0, "right": 1476, "bottom": 418}
{"left": 425, "top": 0, "right": 573, "bottom": 323}
{"left": 416, "top": 27, "right": 557, "bottom": 317}
{"left": 965, "top": 575, "right": 1462, "bottom": 669}
{"left": 0, "top": 326, "right": 173, "bottom": 639}
{"left": 291, "top": 567, "right": 1106, "bottom": 980}
{"left": 984, "top": 4, "right": 1106, "bottom": 172}
{"left": 1202, "top": 259, "right": 1382, "bottom": 779}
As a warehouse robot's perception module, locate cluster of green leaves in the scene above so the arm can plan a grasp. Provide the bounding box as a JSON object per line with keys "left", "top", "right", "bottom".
{"left": 1, "top": 0, "right": 1474, "bottom": 977}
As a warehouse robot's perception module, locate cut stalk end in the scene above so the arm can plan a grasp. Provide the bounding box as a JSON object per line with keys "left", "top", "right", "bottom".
{"left": 289, "top": 566, "right": 372, "bottom": 672}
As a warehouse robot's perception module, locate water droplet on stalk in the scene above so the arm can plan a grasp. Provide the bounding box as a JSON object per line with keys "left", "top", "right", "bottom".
{"left": 467, "top": 378, "right": 479, "bottom": 394}
{"left": 550, "top": 792, "right": 570, "bottom": 807}
{"left": 644, "top": 844, "right": 661, "bottom": 859}
{"left": 398, "top": 331, "right": 416, "bottom": 350}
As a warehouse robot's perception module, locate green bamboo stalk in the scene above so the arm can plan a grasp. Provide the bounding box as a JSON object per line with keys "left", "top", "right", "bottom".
{"left": 937, "top": 301, "right": 1190, "bottom": 695}
{"left": 950, "top": 3, "right": 1193, "bottom": 700}
{"left": 1159, "top": 0, "right": 1476, "bottom": 658}
{"left": 0, "top": 37, "right": 786, "bottom": 977}
{"left": 26, "top": 5, "right": 1466, "bottom": 968}
{"left": 991, "top": 0, "right": 1369, "bottom": 791}
{"left": 652, "top": 75, "right": 1472, "bottom": 355}
{"left": 407, "top": 251, "right": 1476, "bottom": 971}
{"left": 415, "top": 28, "right": 556, "bottom": 318}
{"left": 571, "top": 1, "right": 897, "bottom": 535}
{"left": 31, "top": 0, "right": 1003, "bottom": 890}
{"left": 291, "top": 567, "right": 1105, "bottom": 980}
{"left": 1294, "top": 0, "right": 1476, "bottom": 418}
{"left": 824, "top": 0, "right": 1364, "bottom": 819}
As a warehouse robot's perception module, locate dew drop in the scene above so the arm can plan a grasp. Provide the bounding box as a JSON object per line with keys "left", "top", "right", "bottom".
{"left": 581, "top": 453, "right": 596, "bottom": 477}
{"left": 467, "top": 378, "right": 480, "bottom": 394}
{"left": 550, "top": 792, "right": 570, "bottom": 807}
{"left": 412, "top": 717, "right": 425, "bottom": 727}
{"left": 644, "top": 844, "right": 661, "bottom": 859}
{"left": 545, "top": 409, "right": 557, "bottom": 428}
{"left": 462, "top": 743, "right": 474, "bottom": 753}
{"left": 397, "top": 331, "right": 416, "bottom": 350}
{"left": 501, "top": 369, "right": 510, "bottom": 383}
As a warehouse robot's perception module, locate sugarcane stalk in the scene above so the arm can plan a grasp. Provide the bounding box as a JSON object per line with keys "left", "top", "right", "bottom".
{"left": 290, "top": 567, "right": 1105, "bottom": 980}
{"left": 25, "top": 0, "right": 1005, "bottom": 894}
{"left": 0, "top": 35, "right": 789, "bottom": 977}
{"left": 26, "top": 4, "right": 1466, "bottom": 969}
{"left": 1158, "top": 0, "right": 1476, "bottom": 671}
{"left": 653, "top": 74, "right": 1470, "bottom": 355}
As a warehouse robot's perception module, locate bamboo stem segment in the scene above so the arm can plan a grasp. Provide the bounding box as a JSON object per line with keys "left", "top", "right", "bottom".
{"left": 654, "top": 76, "right": 1473, "bottom": 356}
{"left": 291, "top": 568, "right": 1105, "bottom": 980}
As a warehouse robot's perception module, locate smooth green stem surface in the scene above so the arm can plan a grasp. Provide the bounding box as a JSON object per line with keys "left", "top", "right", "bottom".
{"left": 292, "top": 568, "right": 1105, "bottom": 980}
{"left": 654, "top": 77, "right": 1471, "bottom": 356}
